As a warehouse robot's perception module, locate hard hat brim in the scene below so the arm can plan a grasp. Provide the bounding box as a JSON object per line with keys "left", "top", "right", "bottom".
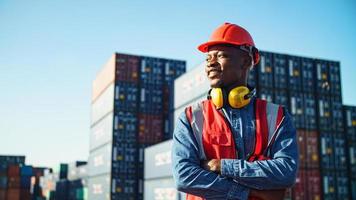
{"left": 197, "top": 40, "right": 244, "bottom": 53}
{"left": 198, "top": 40, "right": 260, "bottom": 65}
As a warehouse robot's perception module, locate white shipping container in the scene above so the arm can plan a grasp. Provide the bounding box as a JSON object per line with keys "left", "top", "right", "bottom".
{"left": 88, "top": 143, "right": 112, "bottom": 177}
{"left": 88, "top": 175, "right": 111, "bottom": 200}
{"left": 144, "top": 140, "right": 173, "bottom": 180}
{"left": 174, "top": 62, "right": 210, "bottom": 110}
{"left": 91, "top": 83, "right": 114, "bottom": 125}
{"left": 90, "top": 113, "right": 113, "bottom": 151}
{"left": 144, "top": 177, "right": 184, "bottom": 200}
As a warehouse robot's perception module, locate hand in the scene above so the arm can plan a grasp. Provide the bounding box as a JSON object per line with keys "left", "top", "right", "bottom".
{"left": 201, "top": 159, "right": 221, "bottom": 173}
{"left": 249, "top": 189, "right": 286, "bottom": 200}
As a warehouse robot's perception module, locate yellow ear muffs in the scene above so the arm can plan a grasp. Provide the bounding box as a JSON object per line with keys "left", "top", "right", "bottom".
{"left": 228, "top": 86, "right": 251, "bottom": 108}
{"left": 210, "top": 88, "right": 224, "bottom": 109}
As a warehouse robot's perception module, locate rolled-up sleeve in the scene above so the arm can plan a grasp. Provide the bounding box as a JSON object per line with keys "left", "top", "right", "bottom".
{"left": 172, "top": 112, "right": 250, "bottom": 200}
{"left": 220, "top": 111, "right": 299, "bottom": 190}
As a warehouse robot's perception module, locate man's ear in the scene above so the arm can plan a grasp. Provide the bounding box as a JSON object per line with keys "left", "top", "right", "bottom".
{"left": 242, "top": 55, "right": 252, "bottom": 70}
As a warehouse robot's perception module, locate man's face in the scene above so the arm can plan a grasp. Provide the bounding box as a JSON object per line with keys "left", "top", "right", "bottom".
{"left": 205, "top": 44, "right": 248, "bottom": 88}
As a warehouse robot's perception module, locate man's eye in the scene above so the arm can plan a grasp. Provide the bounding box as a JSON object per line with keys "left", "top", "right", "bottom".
{"left": 218, "top": 54, "right": 226, "bottom": 58}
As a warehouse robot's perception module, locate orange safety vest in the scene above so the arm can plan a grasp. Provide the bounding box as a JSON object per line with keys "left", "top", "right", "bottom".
{"left": 184, "top": 99, "right": 284, "bottom": 200}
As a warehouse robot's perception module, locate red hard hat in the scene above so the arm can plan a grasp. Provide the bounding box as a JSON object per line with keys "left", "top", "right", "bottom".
{"left": 198, "top": 22, "right": 260, "bottom": 65}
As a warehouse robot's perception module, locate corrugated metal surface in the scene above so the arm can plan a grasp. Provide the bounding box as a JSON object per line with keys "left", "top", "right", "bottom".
{"left": 320, "top": 132, "right": 335, "bottom": 170}
{"left": 174, "top": 62, "right": 209, "bottom": 110}
{"left": 90, "top": 113, "right": 113, "bottom": 151}
{"left": 114, "top": 82, "right": 138, "bottom": 113}
{"left": 333, "top": 134, "right": 347, "bottom": 171}
{"left": 92, "top": 54, "right": 116, "bottom": 102}
{"left": 348, "top": 143, "right": 356, "bottom": 178}
{"left": 289, "top": 91, "right": 305, "bottom": 128}
{"left": 306, "top": 169, "right": 321, "bottom": 200}
{"left": 138, "top": 114, "right": 163, "bottom": 144}
{"left": 6, "top": 188, "right": 20, "bottom": 200}
{"left": 317, "top": 95, "right": 331, "bottom": 131}
{"left": 322, "top": 170, "right": 336, "bottom": 200}
{"left": 315, "top": 59, "right": 330, "bottom": 95}
{"left": 301, "top": 57, "right": 315, "bottom": 93}
{"left": 144, "top": 140, "right": 172, "bottom": 180}
{"left": 258, "top": 87, "right": 273, "bottom": 102}
{"left": 304, "top": 93, "right": 317, "bottom": 130}
{"left": 296, "top": 130, "right": 307, "bottom": 169}
{"left": 344, "top": 105, "right": 356, "bottom": 143}
{"left": 274, "top": 89, "right": 288, "bottom": 107}
{"left": 273, "top": 54, "right": 288, "bottom": 89}
{"left": 91, "top": 83, "right": 114, "bottom": 125}
{"left": 335, "top": 170, "right": 349, "bottom": 200}
{"left": 287, "top": 56, "right": 302, "bottom": 91}
{"left": 115, "top": 54, "right": 140, "bottom": 83}
{"left": 292, "top": 169, "right": 306, "bottom": 200}
{"left": 144, "top": 177, "right": 183, "bottom": 200}
{"left": 88, "top": 144, "right": 112, "bottom": 177}
{"left": 257, "top": 52, "right": 273, "bottom": 88}
{"left": 88, "top": 175, "right": 111, "bottom": 200}
{"left": 328, "top": 61, "right": 342, "bottom": 97}
{"left": 306, "top": 131, "right": 319, "bottom": 169}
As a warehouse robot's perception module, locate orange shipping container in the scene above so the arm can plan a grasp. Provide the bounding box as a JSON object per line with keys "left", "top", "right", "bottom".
{"left": 306, "top": 131, "right": 320, "bottom": 169}
{"left": 296, "top": 130, "right": 307, "bottom": 169}
{"left": 6, "top": 188, "right": 20, "bottom": 200}
{"left": 7, "top": 165, "right": 20, "bottom": 177}
{"left": 0, "top": 188, "right": 6, "bottom": 200}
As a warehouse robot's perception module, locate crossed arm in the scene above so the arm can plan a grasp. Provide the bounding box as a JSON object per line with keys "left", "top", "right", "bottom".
{"left": 172, "top": 112, "right": 299, "bottom": 200}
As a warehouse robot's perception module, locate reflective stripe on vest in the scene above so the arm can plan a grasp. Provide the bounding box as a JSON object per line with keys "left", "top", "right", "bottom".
{"left": 184, "top": 99, "right": 284, "bottom": 200}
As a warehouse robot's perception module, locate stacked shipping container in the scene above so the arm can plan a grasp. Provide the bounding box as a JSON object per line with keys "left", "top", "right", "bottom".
{"left": 0, "top": 156, "right": 24, "bottom": 200}
{"left": 144, "top": 140, "right": 184, "bottom": 200}
{"left": 40, "top": 162, "right": 88, "bottom": 200}
{"left": 88, "top": 53, "right": 185, "bottom": 200}
{"left": 343, "top": 105, "right": 356, "bottom": 200}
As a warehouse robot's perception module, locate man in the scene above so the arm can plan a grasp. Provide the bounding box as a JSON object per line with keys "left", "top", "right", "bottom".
{"left": 172, "top": 23, "right": 298, "bottom": 200}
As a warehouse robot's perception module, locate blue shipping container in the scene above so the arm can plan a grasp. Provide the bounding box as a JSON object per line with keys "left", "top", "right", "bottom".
{"left": 20, "top": 165, "right": 33, "bottom": 176}
{"left": 20, "top": 175, "right": 31, "bottom": 189}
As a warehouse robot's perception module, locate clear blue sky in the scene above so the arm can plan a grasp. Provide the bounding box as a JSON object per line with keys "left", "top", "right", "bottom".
{"left": 0, "top": 0, "right": 355, "bottom": 168}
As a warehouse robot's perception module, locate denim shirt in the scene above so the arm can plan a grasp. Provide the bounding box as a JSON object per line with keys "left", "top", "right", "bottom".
{"left": 172, "top": 97, "right": 299, "bottom": 200}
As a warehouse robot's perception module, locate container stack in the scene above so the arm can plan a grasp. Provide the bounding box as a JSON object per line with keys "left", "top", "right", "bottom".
{"left": 40, "top": 162, "right": 88, "bottom": 200}
{"left": 88, "top": 53, "right": 185, "bottom": 200}
{"left": 144, "top": 140, "right": 184, "bottom": 200}
{"left": 20, "top": 165, "right": 33, "bottom": 200}
{"left": 0, "top": 155, "right": 25, "bottom": 200}
{"left": 172, "top": 50, "right": 353, "bottom": 200}
{"left": 7, "top": 165, "right": 21, "bottom": 200}
{"left": 40, "top": 168, "right": 58, "bottom": 199}
{"left": 343, "top": 105, "right": 356, "bottom": 200}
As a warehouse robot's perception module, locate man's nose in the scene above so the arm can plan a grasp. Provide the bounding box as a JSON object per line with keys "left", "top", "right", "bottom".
{"left": 207, "top": 56, "right": 218, "bottom": 67}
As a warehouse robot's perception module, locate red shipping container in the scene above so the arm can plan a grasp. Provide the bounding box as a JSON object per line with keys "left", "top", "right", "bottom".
{"left": 306, "top": 169, "right": 321, "bottom": 200}
{"left": 306, "top": 131, "right": 320, "bottom": 169}
{"left": 292, "top": 169, "right": 306, "bottom": 200}
{"left": 138, "top": 114, "right": 163, "bottom": 144}
{"left": 115, "top": 54, "right": 139, "bottom": 83}
{"left": 0, "top": 188, "right": 6, "bottom": 200}
{"left": 7, "top": 177, "right": 20, "bottom": 188}
{"left": 7, "top": 165, "right": 20, "bottom": 177}
{"left": 6, "top": 188, "right": 20, "bottom": 200}
{"left": 296, "top": 129, "right": 307, "bottom": 168}
{"left": 20, "top": 189, "right": 31, "bottom": 200}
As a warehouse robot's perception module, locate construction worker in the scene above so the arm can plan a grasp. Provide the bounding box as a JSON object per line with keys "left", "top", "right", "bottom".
{"left": 172, "top": 23, "right": 298, "bottom": 200}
